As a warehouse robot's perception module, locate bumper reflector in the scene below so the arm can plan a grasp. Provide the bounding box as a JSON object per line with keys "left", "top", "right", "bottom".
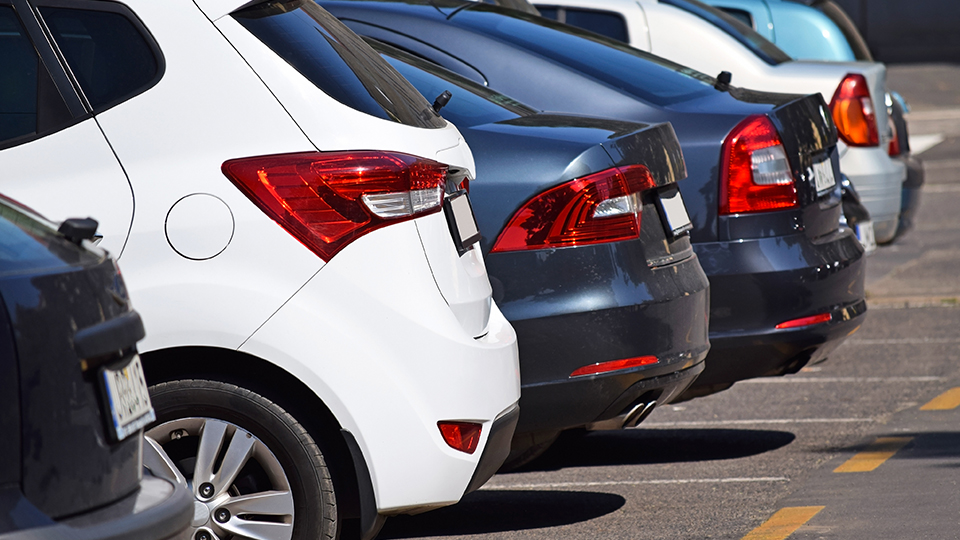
{"left": 776, "top": 312, "right": 833, "bottom": 330}
{"left": 570, "top": 355, "right": 659, "bottom": 378}
{"left": 438, "top": 422, "right": 482, "bottom": 454}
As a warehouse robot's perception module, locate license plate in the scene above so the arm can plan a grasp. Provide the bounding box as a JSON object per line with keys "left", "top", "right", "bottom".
{"left": 656, "top": 185, "right": 693, "bottom": 238}
{"left": 444, "top": 191, "right": 482, "bottom": 256}
{"left": 812, "top": 157, "right": 837, "bottom": 194}
{"left": 100, "top": 354, "right": 155, "bottom": 442}
{"left": 855, "top": 220, "right": 877, "bottom": 254}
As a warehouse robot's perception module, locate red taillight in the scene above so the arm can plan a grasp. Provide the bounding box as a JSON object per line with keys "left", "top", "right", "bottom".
{"left": 887, "top": 117, "right": 901, "bottom": 156}
{"left": 222, "top": 151, "right": 447, "bottom": 260}
{"left": 438, "top": 421, "right": 482, "bottom": 454}
{"left": 830, "top": 74, "right": 879, "bottom": 147}
{"left": 570, "top": 355, "right": 659, "bottom": 377}
{"left": 775, "top": 312, "right": 832, "bottom": 330}
{"left": 490, "top": 165, "right": 656, "bottom": 252}
{"left": 719, "top": 115, "right": 798, "bottom": 215}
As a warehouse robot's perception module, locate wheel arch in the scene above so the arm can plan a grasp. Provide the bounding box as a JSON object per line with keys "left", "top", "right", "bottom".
{"left": 140, "top": 346, "right": 371, "bottom": 527}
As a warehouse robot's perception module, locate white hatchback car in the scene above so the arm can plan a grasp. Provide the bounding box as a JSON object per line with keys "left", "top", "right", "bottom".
{"left": 532, "top": 0, "right": 906, "bottom": 243}
{"left": 0, "top": 1, "right": 520, "bottom": 539}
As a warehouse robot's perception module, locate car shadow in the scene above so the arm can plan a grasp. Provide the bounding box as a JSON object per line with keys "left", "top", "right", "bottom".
{"left": 511, "top": 428, "right": 796, "bottom": 472}
{"left": 376, "top": 490, "right": 626, "bottom": 538}
{"left": 819, "top": 430, "right": 960, "bottom": 468}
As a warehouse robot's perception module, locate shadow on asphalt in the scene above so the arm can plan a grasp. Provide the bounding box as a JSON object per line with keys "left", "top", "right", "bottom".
{"left": 376, "top": 490, "right": 625, "bottom": 538}
{"left": 821, "top": 431, "right": 960, "bottom": 466}
{"left": 511, "top": 428, "right": 796, "bottom": 472}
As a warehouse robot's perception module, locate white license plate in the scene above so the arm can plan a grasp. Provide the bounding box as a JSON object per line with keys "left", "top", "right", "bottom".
{"left": 657, "top": 185, "right": 693, "bottom": 238}
{"left": 812, "top": 158, "right": 837, "bottom": 194}
{"left": 101, "top": 354, "right": 155, "bottom": 442}
{"left": 855, "top": 220, "right": 877, "bottom": 254}
{"left": 445, "top": 191, "right": 481, "bottom": 255}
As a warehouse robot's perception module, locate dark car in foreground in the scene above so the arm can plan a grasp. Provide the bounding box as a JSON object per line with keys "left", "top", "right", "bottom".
{"left": 0, "top": 197, "right": 191, "bottom": 539}
{"left": 376, "top": 43, "right": 709, "bottom": 464}
{"left": 322, "top": 0, "right": 866, "bottom": 399}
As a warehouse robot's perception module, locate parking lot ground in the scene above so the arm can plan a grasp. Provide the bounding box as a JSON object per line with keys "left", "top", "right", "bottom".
{"left": 372, "top": 66, "right": 960, "bottom": 540}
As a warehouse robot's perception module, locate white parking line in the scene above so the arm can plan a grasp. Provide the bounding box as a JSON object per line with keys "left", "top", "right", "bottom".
{"left": 848, "top": 337, "right": 960, "bottom": 345}
{"left": 740, "top": 376, "right": 943, "bottom": 384}
{"left": 481, "top": 477, "right": 789, "bottom": 491}
{"left": 911, "top": 134, "right": 945, "bottom": 155}
{"left": 922, "top": 158, "right": 960, "bottom": 170}
{"left": 641, "top": 418, "right": 874, "bottom": 427}
{"left": 923, "top": 184, "right": 960, "bottom": 193}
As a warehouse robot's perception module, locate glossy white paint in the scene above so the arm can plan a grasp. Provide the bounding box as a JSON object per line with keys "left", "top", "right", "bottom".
{"left": 0, "top": 0, "right": 519, "bottom": 516}
{"left": 537, "top": 0, "right": 905, "bottom": 235}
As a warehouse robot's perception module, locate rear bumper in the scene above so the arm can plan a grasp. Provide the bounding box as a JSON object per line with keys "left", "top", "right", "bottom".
{"left": 899, "top": 153, "right": 924, "bottom": 233}
{"left": 3, "top": 475, "right": 192, "bottom": 540}
{"left": 693, "top": 227, "right": 866, "bottom": 389}
{"left": 840, "top": 145, "right": 905, "bottom": 243}
{"left": 488, "top": 246, "right": 710, "bottom": 433}
{"left": 464, "top": 404, "right": 520, "bottom": 494}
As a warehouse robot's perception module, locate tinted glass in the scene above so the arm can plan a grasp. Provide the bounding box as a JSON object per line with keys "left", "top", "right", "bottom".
{"left": 0, "top": 7, "right": 38, "bottom": 143}
{"left": 235, "top": 0, "right": 445, "bottom": 128}
{"left": 376, "top": 45, "right": 535, "bottom": 128}
{"left": 660, "top": 0, "right": 792, "bottom": 65}
{"left": 453, "top": 5, "right": 717, "bottom": 106}
{"left": 536, "top": 5, "right": 557, "bottom": 19}
{"left": 718, "top": 7, "right": 753, "bottom": 29}
{"left": 565, "top": 9, "right": 628, "bottom": 43}
{"left": 40, "top": 7, "right": 158, "bottom": 110}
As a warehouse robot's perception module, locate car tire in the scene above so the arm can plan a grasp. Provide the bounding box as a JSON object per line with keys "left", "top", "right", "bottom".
{"left": 146, "top": 379, "right": 336, "bottom": 540}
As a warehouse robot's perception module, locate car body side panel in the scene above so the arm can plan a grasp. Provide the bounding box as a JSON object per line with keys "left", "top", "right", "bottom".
{"left": 0, "top": 294, "right": 18, "bottom": 487}
{"left": 239, "top": 217, "right": 520, "bottom": 513}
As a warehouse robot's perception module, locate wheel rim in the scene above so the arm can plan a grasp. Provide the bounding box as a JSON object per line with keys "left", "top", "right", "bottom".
{"left": 145, "top": 417, "right": 295, "bottom": 540}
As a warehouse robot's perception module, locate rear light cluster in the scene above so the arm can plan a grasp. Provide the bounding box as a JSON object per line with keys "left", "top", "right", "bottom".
{"left": 222, "top": 151, "right": 447, "bottom": 260}
{"left": 490, "top": 164, "right": 656, "bottom": 252}
{"left": 830, "top": 74, "right": 879, "bottom": 147}
{"left": 719, "top": 115, "right": 798, "bottom": 215}
{"left": 438, "top": 421, "right": 482, "bottom": 454}
{"left": 887, "top": 117, "right": 901, "bottom": 156}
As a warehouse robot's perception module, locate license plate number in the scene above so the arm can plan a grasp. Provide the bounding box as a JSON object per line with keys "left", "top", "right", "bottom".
{"left": 100, "top": 354, "right": 155, "bottom": 442}
{"left": 444, "top": 191, "right": 482, "bottom": 256}
{"left": 855, "top": 220, "right": 877, "bottom": 254}
{"left": 657, "top": 185, "right": 693, "bottom": 238}
{"left": 812, "top": 158, "right": 837, "bottom": 194}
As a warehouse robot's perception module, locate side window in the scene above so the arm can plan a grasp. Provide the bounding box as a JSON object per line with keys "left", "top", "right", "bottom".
{"left": 38, "top": 6, "right": 160, "bottom": 111}
{"left": 564, "top": 8, "right": 629, "bottom": 43}
{"left": 718, "top": 7, "right": 754, "bottom": 29}
{"left": 0, "top": 6, "right": 39, "bottom": 144}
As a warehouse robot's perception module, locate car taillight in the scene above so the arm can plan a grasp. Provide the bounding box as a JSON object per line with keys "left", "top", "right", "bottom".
{"left": 830, "top": 74, "right": 879, "bottom": 147}
{"left": 222, "top": 151, "right": 447, "bottom": 261}
{"left": 490, "top": 165, "right": 655, "bottom": 253}
{"left": 887, "top": 117, "right": 901, "bottom": 156}
{"left": 438, "top": 421, "right": 482, "bottom": 454}
{"left": 719, "top": 115, "right": 798, "bottom": 215}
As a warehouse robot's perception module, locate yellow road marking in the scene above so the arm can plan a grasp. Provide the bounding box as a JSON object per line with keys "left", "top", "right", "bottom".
{"left": 920, "top": 387, "right": 960, "bottom": 410}
{"left": 833, "top": 437, "right": 913, "bottom": 473}
{"left": 741, "top": 506, "right": 824, "bottom": 540}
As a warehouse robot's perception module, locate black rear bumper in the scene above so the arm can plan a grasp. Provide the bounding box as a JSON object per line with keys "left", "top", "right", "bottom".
{"left": 464, "top": 404, "right": 520, "bottom": 494}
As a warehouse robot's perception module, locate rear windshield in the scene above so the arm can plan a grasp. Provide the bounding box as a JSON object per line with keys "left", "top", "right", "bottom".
{"left": 234, "top": 0, "right": 445, "bottom": 128}
{"left": 661, "top": 0, "right": 792, "bottom": 65}
{"left": 372, "top": 42, "right": 536, "bottom": 128}
{"left": 451, "top": 4, "right": 719, "bottom": 107}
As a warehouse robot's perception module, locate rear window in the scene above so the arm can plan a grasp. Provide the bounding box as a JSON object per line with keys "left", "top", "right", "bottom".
{"left": 661, "top": 0, "right": 792, "bottom": 65}
{"left": 454, "top": 5, "right": 718, "bottom": 107}
{"left": 235, "top": 0, "right": 445, "bottom": 128}
{"left": 374, "top": 42, "right": 535, "bottom": 128}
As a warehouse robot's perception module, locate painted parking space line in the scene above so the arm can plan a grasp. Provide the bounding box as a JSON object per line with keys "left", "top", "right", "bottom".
{"left": 740, "top": 506, "right": 824, "bottom": 540}
{"left": 740, "top": 376, "right": 943, "bottom": 384}
{"left": 481, "top": 477, "right": 789, "bottom": 491}
{"left": 833, "top": 437, "right": 913, "bottom": 473}
{"left": 643, "top": 418, "right": 874, "bottom": 427}
{"left": 920, "top": 387, "right": 960, "bottom": 410}
{"left": 847, "top": 337, "right": 960, "bottom": 345}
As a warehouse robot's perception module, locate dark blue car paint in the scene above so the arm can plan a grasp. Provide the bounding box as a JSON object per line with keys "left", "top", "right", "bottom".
{"left": 328, "top": 0, "right": 866, "bottom": 398}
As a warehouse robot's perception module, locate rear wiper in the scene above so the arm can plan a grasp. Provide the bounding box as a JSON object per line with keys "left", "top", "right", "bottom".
{"left": 433, "top": 90, "right": 453, "bottom": 112}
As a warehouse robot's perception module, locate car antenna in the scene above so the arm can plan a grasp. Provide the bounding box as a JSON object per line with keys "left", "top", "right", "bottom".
{"left": 433, "top": 90, "right": 453, "bottom": 112}
{"left": 714, "top": 71, "right": 732, "bottom": 91}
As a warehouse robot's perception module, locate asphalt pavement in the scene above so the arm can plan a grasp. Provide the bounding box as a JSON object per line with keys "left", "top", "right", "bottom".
{"left": 373, "top": 64, "right": 960, "bottom": 540}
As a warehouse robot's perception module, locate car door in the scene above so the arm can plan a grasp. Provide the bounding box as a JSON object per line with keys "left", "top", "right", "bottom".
{"left": 0, "top": 1, "right": 159, "bottom": 257}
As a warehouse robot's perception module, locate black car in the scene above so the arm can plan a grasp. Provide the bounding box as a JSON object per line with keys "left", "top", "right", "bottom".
{"left": 0, "top": 196, "right": 191, "bottom": 539}
{"left": 321, "top": 0, "right": 866, "bottom": 399}
{"left": 377, "top": 43, "right": 710, "bottom": 464}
